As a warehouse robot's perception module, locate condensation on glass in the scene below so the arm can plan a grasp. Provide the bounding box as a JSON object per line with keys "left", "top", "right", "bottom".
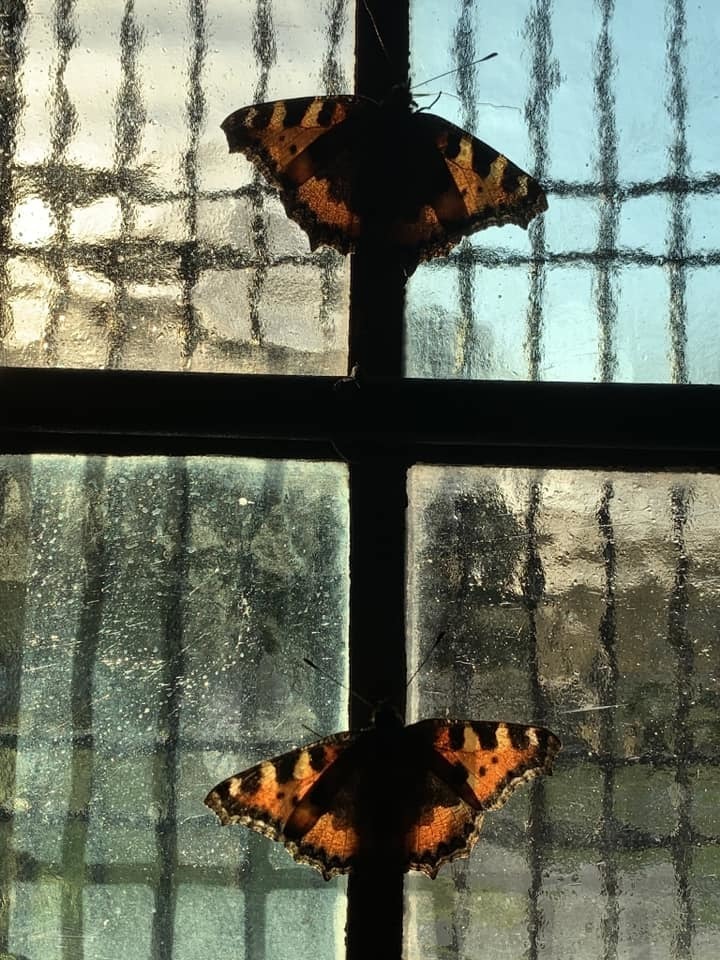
{"left": 0, "top": 455, "right": 349, "bottom": 960}
{"left": 1, "top": 2, "right": 352, "bottom": 373}
{"left": 405, "top": 465, "right": 720, "bottom": 959}
{"left": 406, "top": 0, "right": 720, "bottom": 384}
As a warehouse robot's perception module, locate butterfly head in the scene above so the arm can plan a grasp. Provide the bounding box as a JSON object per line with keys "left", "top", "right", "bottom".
{"left": 381, "top": 82, "right": 417, "bottom": 114}
{"left": 371, "top": 700, "right": 404, "bottom": 730}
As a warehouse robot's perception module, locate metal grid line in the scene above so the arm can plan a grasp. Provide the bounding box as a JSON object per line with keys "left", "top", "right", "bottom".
{"left": 668, "top": 485, "right": 694, "bottom": 959}
{"left": 666, "top": 0, "right": 690, "bottom": 385}
{"left": 317, "top": 0, "right": 350, "bottom": 348}
{"left": 522, "top": 479, "right": 550, "bottom": 960}
{"left": 5, "top": 233, "right": 720, "bottom": 283}
{"left": 6, "top": 777, "right": 718, "bottom": 848}
{"left": 6, "top": 811, "right": 717, "bottom": 883}
{"left": 107, "top": 1, "right": 148, "bottom": 368}
{"left": 0, "top": 1, "right": 28, "bottom": 346}
{"left": 596, "top": 480, "right": 620, "bottom": 960}
{"left": 522, "top": 0, "right": 554, "bottom": 380}
{"left": 150, "top": 462, "right": 190, "bottom": 960}
{"left": 178, "top": 0, "right": 207, "bottom": 363}
{"left": 6, "top": 731, "right": 720, "bottom": 771}
{"left": 44, "top": 0, "right": 78, "bottom": 365}
{"left": 593, "top": 0, "right": 619, "bottom": 383}
{"left": 59, "top": 459, "right": 108, "bottom": 960}
{"left": 452, "top": 0, "right": 480, "bottom": 379}
{"left": 0, "top": 456, "right": 28, "bottom": 955}
{"left": 245, "top": 0, "right": 277, "bottom": 346}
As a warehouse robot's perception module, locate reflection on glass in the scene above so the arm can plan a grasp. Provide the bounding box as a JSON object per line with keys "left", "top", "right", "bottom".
{"left": 1, "top": 454, "right": 349, "bottom": 960}
{"left": 406, "top": 465, "right": 720, "bottom": 959}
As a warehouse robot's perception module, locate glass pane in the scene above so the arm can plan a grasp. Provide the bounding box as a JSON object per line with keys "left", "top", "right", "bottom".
{"left": 407, "top": 0, "right": 720, "bottom": 384}
{"left": 0, "top": 454, "right": 349, "bottom": 960}
{"left": 1, "top": 2, "right": 352, "bottom": 373}
{"left": 406, "top": 465, "right": 720, "bottom": 959}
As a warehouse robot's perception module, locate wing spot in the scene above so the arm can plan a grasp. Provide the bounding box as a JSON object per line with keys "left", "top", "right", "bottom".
{"left": 491, "top": 755, "right": 499, "bottom": 764}
{"left": 308, "top": 744, "right": 328, "bottom": 772}
{"left": 444, "top": 131, "right": 462, "bottom": 160}
{"left": 448, "top": 724, "right": 465, "bottom": 751}
{"left": 478, "top": 765, "right": 486, "bottom": 777}
{"left": 317, "top": 100, "right": 336, "bottom": 126}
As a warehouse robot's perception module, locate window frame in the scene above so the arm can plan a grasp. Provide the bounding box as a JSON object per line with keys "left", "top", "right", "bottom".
{"left": 2, "top": 2, "right": 720, "bottom": 959}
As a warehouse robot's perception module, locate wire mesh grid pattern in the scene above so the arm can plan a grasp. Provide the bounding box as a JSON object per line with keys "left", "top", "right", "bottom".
{"left": 406, "top": 467, "right": 720, "bottom": 959}
{"left": 1, "top": 0, "right": 718, "bottom": 379}
{"left": 405, "top": 0, "right": 720, "bottom": 382}
{"left": 2, "top": 458, "right": 717, "bottom": 958}
{"left": 0, "top": 454, "right": 350, "bottom": 960}
{"left": 0, "top": 0, "right": 352, "bottom": 373}
{"left": 1, "top": 2, "right": 719, "bottom": 960}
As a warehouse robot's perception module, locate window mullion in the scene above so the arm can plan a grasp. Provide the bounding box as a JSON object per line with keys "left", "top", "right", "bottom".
{"left": 345, "top": 2, "right": 410, "bottom": 959}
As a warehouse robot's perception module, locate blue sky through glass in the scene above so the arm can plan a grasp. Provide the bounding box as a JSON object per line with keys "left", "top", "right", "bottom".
{"left": 407, "top": 0, "right": 720, "bottom": 383}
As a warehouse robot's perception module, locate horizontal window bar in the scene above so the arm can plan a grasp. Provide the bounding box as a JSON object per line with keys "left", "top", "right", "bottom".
{"left": 2, "top": 367, "right": 720, "bottom": 465}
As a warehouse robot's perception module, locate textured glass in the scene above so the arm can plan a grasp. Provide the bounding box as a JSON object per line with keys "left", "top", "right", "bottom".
{"left": 407, "top": 0, "right": 720, "bottom": 384}
{"left": 0, "top": 455, "right": 349, "bottom": 960}
{"left": 406, "top": 466, "right": 720, "bottom": 959}
{"left": 1, "top": 1, "right": 352, "bottom": 372}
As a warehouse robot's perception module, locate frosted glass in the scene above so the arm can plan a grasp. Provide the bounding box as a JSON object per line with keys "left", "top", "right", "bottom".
{"left": 406, "top": 465, "right": 720, "bottom": 959}
{"left": 407, "top": 0, "right": 720, "bottom": 384}
{"left": 1, "top": 2, "right": 352, "bottom": 372}
{"left": 1, "top": 454, "right": 349, "bottom": 960}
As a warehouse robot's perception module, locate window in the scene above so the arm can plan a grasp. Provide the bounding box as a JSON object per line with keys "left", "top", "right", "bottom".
{"left": 1, "top": 2, "right": 719, "bottom": 960}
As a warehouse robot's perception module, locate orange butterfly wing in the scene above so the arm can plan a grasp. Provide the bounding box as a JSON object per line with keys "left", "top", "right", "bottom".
{"left": 221, "top": 93, "right": 547, "bottom": 269}
{"left": 401, "top": 719, "right": 561, "bottom": 877}
{"left": 205, "top": 716, "right": 560, "bottom": 880}
{"left": 204, "top": 731, "right": 364, "bottom": 879}
{"left": 410, "top": 112, "right": 548, "bottom": 255}
{"left": 222, "top": 95, "right": 367, "bottom": 252}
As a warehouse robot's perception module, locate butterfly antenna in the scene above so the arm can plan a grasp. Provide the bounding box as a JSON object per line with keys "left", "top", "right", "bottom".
{"left": 360, "top": 0, "right": 392, "bottom": 67}
{"left": 406, "top": 631, "right": 447, "bottom": 690}
{"left": 303, "top": 657, "right": 374, "bottom": 710}
{"left": 412, "top": 52, "right": 498, "bottom": 90}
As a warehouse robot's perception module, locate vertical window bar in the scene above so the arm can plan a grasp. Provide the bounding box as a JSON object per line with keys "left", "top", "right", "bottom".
{"left": 150, "top": 461, "right": 190, "bottom": 960}
{"left": 523, "top": 0, "right": 555, "bottom": 380}
{"left": 0, "top": 1, "right": 28, "bottom": 348}
{"left": 318, "top": 1, "right": 352, "bottom": 350}
{"left": 596, "top": 481, "right": 620, "bottom": 960}
{"left": 451, "top": 1, "right": 480, "bottom": 379}
{"left": 246, "top": 0, "right": 277, "bottom": 345}
{"left": 45, "top": 0, "right": 79, "bottom": 365}
{"left": 60, "top": 459, "right": 107, "bottom": 960}
{"left": 179, "top": 0, "right": 208, "bottom": 363}
{"left": 665, "top": 0, "right": 689, "bottom": 385}
{"left": 0, "top": 457, "right": 30, "bottom": 954}
{"left": 110, "top": 1, "right": 146, "bottom": 367}
{"left": 522, "top": 479, "right": 550, "bottom": 960}
{"left": 347, "top": 0, "right": 407, "bottom": 374}
{"left": 668, "top": 485, "right": 693, "bottom": 959}
{"left": 594, "top": 0, "right": 619, "bottom": 383}
{"left": 346, "top": 2, "right": 409, "bottom": 956}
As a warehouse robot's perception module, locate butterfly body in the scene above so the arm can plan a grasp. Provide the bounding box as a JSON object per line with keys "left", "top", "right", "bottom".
{"left": 204, "top": 706, "right": 560, "bottom": 879}
{"left": 222, "top": 88, "right": 547, "bottom": 271}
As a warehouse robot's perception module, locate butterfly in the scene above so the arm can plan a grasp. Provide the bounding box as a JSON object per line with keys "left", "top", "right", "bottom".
{"left": 204, "top": 702, "right": 561, "bottom": 879}
{"left": 221, "top": 86, "right": 547, "bottom": 273}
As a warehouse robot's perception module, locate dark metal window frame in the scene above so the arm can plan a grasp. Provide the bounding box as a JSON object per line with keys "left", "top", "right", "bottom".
{"left": 1, "top": 2, "right": 720, "bottom": 959}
